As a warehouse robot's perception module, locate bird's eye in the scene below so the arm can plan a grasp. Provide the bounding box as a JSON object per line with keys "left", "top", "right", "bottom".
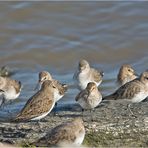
{"left": 53, "top": 85, "right": 56, "bottom": 88}
{"left": 145, "top": 77, "right": 148, "bottom": 80}
{"left": 128, "top": 69, "right": 131, "bottom": 72}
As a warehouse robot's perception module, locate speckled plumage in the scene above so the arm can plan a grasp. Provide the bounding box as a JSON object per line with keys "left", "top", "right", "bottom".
{"left": 15, "top": 80, "right": 55, "bottom": 121}
{"left": 34, "top": 118, "right": 85, "bottom": 147}
{"left": 104, "top": 71, "right": 148, "bottom": 102}
{"left": 74, "top": 59, "right": 104, "bottom": 90}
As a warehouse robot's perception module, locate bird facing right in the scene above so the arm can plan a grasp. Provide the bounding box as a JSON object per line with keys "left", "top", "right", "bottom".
{"left": 104, "top": 71, "right": 148, "bottom": 103}
{"left": 33, "top": 118, "right": 85, "bottom": 147}
{"left": 35, "top": 71, "right": 68, "bottom": 103}
{"left": 117, "top": 64, "right": 137, "bottom": 86}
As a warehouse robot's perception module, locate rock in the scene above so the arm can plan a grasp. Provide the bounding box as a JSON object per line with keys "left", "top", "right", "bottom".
{"left": 0, "top": 100, "right": 148, "bottom": 147}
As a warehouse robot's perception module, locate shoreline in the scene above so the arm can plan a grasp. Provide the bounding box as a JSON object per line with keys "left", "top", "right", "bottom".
{"left": 0, "top": 100, "right": 148, "bottom": 147}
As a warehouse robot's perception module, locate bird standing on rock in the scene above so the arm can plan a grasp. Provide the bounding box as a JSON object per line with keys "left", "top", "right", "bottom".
{"left": 15, "top": 80, "right": 56, "bottom": 121}
{"left": 104, "top": 71, "right": 148, "bottom": 103}
{"left": 75, "top": 82, "right": 102, "bottom": 120}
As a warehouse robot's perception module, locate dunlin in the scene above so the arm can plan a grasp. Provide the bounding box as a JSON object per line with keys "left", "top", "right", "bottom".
{"left": 104, "top": 71, "right": 148, "bottom": 103}
{"left": 0, "top": 76, "right": 21, "bottom": 106}
{"left": 35, "top": 71, "right": 68, "bottom": 103}
{"left": 117, "top": 64, "right": 137, "bottom": 86}
{"left": 75, "top": 82, "right": 102, "bottom": 110}
{"left": 15, "top": 80, "right": 56, "bottom": 121}
{"left": 34, "top": 118, "right": 85, "bottom": 147}
{"left": 74, "top": 59, "right": 104, "bottom": 90}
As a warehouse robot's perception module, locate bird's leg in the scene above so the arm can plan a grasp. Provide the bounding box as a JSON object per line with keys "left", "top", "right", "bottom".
{"left": 0, "top": 97, "right": 5, "bottom": 109}
{"left": 54, "top": 102, "right": 59, "bottom": 116}
{"left": 81, "top": 108, "right": 85, "bottom": 120}
{"left": 52, "top": 103, "right": 58, "bottom": 116}
{"left": 90, "top": 109, "right": 96, "bottom": 122}
{"left": 6, "top": 100, "right": 14, "bottom": 113}
{"left": 36, "top": 120, "right": 43, "bottom": 132}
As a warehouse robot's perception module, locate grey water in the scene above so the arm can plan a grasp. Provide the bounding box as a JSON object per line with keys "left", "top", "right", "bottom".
{"left": 0, "top": 1, "right": 148, "bottom": 119}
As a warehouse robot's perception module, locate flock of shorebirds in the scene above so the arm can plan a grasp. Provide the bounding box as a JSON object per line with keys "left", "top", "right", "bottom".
{"left": 0, "top": 59, "right": 148, "bottom": 146}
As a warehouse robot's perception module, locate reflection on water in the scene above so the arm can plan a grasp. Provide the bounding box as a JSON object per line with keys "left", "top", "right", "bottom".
{"left": 0, "top": 2, "right": 148, "bottom": 118}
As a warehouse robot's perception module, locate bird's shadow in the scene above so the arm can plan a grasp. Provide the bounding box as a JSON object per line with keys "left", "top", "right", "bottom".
{"left": 142, "top": 97, "right": 148, "bottom": 102}
{"left": 52, "top": 103, "right": 82, "bottom": 112}
{"left": 58, "top": 114, "right": 82, "bottom": 118}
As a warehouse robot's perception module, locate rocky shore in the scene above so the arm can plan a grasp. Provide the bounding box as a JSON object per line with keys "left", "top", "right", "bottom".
{"left": 0, "top": 99, "right": 148, "bottom": 147}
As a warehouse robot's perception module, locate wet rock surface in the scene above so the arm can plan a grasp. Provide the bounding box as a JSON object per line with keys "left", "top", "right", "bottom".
{"left": 0, "top": 100, "right": 148, "bottom": 147}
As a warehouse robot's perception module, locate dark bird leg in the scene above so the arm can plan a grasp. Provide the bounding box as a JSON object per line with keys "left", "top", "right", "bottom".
{"left": 81, "top": 108, "right": 85, "bottom": 120}
{"left": 52, "top": 102, "right": 58, "bottom": 116}
{"left": 0, "top": 90, "right": 5, "bottom": 109}
{"left": 0, "top": 97, "right": 5, "bottom": 109}
{"left": 6, "top": 100, "right": 14, "bottom": 113}
{"left": 90, "top": 109, "right": 96, "bottom": 122}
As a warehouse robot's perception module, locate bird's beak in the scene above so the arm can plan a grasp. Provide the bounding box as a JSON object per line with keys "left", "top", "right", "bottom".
{"left": 134, "top": 72, "right": 139, "bottom": 77}
{"left": 34, "top": 81, "right": 41, "bottom": 91}
{"left": 0, "top": 89, "right": 4, "bottom": 93}
{"left": 79, "top": 66, "right": 82, "bottom": 71}
{"left": 90, "top": 87, "right": 95, "bottom": 92}
{"left": 101, "top": 71, "right": 104, "bottom": 77}
{"left": 79, "top": 66, "right": 85, "bottom": 72}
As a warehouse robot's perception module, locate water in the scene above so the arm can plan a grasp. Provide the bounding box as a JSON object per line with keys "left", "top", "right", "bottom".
{"left": 0, "top": 1, "right": 148, "bottom": 118}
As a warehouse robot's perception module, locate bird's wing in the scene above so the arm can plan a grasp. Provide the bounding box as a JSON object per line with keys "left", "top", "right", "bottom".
{"left": 104, "top": 80, "right": 141, "bottom": 100}
{"left": 53, "top": 80, "right": 68, "bottom": 95}
{"left": 75, "top": 90, "right": 89, "bottom": 101}
{"left": 15, "top": 91, "right": 54, "bottom": 121}
{"left": 91, "top": 68, "right": 103, "bottom": 82}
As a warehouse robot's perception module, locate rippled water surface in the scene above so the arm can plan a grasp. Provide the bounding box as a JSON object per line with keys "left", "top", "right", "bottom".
{"left": 0, "top": 2, "right": 148, "bottom": 118}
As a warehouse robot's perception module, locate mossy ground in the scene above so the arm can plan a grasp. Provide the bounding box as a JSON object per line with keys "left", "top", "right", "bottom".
{"left": 83, "top": 130, "right": 148, "bottom": 147}
{"left": 83, "top": 131, "right": 114, "bottom": 147}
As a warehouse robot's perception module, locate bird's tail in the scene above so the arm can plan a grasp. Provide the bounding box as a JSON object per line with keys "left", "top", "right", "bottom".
{"left": 11, "top": 113, "right": 28, "bottom": 122}
{"left": 100, "top": 71, "right": 104, "bottom": 77}
{"left": 62, "top": 84, "right": 68, "bottom": 92}
{"left": 0, "top": 89, "right": 4, "bottom": 93}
